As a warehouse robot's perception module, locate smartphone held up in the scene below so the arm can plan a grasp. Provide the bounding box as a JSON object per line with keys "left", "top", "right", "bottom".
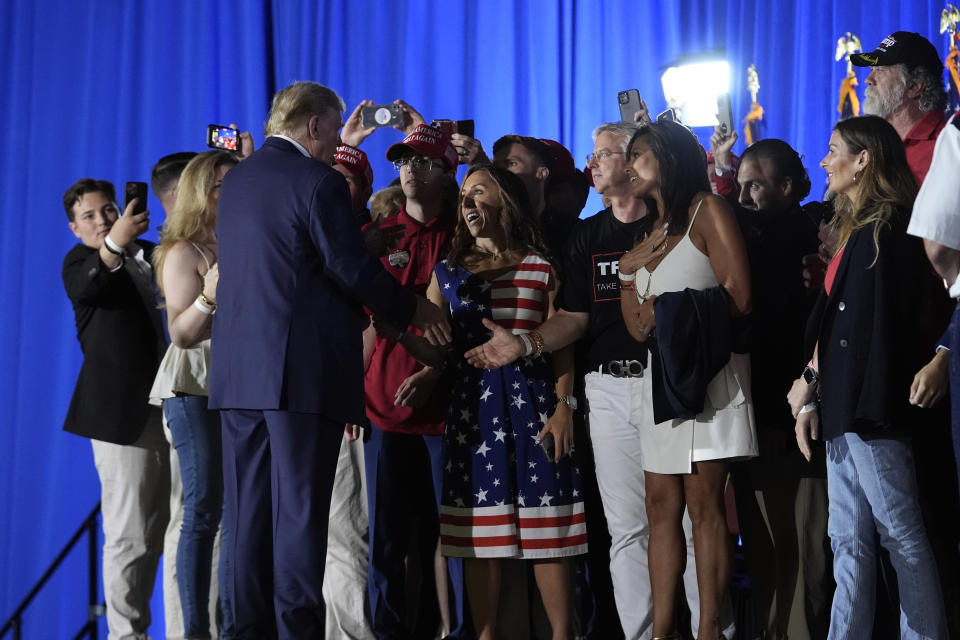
{"left": 361, "top": 104, "right": 404, "bottom": 129}
{"left": 207, "top": 124, "right": 239, "bottom": 151}
{"left": 124, "top": 182, "right": 148, "bottom": 215}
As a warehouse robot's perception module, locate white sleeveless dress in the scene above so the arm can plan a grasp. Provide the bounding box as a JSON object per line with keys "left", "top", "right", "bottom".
{"left": 635, "top": 199, "right": 757, "bottom": 474}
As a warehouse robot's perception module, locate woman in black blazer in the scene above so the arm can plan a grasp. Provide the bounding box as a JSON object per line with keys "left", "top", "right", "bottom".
{"left": 789, "top": 115, "right": 947, "bottom": 639}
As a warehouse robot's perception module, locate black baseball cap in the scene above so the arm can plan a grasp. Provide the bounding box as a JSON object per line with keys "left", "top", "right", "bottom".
{"left": 850, "top": 31, "right": 943, "bottom": 76}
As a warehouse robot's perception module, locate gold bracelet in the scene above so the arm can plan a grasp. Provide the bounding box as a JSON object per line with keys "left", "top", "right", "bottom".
{"left": 529, "top": 330, "right": 545, "bottom": 358}
{"left": 197, "top": 292, "right": 217, "bottom": 309}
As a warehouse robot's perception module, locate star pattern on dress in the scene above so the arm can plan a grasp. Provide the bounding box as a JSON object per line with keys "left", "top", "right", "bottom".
{"left": 435, "top": 259, "right": 586, "bottom": 535}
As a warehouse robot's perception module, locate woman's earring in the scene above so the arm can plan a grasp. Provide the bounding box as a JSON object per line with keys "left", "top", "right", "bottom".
{"left": 853, "top": 169, "right": 861, "bottom": 184}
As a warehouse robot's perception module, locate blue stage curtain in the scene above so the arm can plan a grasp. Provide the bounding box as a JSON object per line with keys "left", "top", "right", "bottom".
{"left": 0, "top": 1, "right": 949, "bottom": 636}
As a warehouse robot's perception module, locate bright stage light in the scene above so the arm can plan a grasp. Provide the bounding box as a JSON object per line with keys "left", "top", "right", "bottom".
{"left": 660, "top": 59, "right": 731, "bottom": 127}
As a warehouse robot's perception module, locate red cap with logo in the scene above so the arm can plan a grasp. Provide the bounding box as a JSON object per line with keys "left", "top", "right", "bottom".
{"left": 386, "top": 124, "right": 458, "bottom": 171}
{"left": 334, "top": 144, "right": 374, "bottom": 188}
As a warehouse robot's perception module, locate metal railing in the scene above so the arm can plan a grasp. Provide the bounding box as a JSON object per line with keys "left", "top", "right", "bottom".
{"left": 1, "top": 502, "right": 104, "bottom": 640}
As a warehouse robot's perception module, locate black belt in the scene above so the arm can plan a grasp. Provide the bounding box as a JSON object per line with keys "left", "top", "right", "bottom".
{"left": 594, "top": 359, "right": 644, "bottom": 378}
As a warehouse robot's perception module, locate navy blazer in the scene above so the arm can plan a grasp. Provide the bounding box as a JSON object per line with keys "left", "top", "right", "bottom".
{"left": 209, "top": 137, "right": 416, "bottom": 424}
{"left": 806, "top": 211, "right": 938, "bottom": 440}
{"left": 61, "top": 241, "right": 165, "bottom": 444}
{"left": 649, "top": 286, "right": 732, "bottom": 423}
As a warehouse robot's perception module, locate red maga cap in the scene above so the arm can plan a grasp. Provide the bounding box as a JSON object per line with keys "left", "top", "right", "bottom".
{"left": 386, "top": 124, "right": 458, "bottom": 171}
{"left": 334, "top": 144, "right": 374, "bottom": 187}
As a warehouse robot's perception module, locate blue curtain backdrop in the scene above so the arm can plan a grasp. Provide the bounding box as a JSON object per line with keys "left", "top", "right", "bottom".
{"left": 0, "top": 0, "right": 949, "bottom": 635}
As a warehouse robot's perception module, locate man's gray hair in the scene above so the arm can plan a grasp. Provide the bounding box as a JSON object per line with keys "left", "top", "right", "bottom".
{"left": 592, "top": 122, "right": 641, "bottom": 151}
{"left": 902, "top": 64, "right": 948, "bottom": 113}
{"left": 264, "top": 81, "right": 345, "bottom": 137}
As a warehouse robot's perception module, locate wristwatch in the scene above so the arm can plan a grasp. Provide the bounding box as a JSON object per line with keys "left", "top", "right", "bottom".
{"left": 558, "top": 395, "right": 578, "bottom": 411}
{"left": 802, "top": 366, "right": 820, "bottom": 386}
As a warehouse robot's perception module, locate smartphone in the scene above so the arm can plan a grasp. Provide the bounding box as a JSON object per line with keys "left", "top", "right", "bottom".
{"left": 124, "top": 182, "right": 148, "bottom": 215}
{"left": 716, "top": 93, "right": 734, "bottom": 138}
{"left": 618, "top": 89, "right": 642, "bottom": 123}
{"left": 430, "top": 119, "right": 475, "bottom": 139}
{"left": 656, "top": 108, "right": 677, "bottom": 123}
{"left": 361, "top": 104, "right": 404, "bottom": 129}
{"left": 207, "top": 124, "right": 239, "bottom": 151}
{"left": 539, "top": 432, "right": 556, "bottom": 461}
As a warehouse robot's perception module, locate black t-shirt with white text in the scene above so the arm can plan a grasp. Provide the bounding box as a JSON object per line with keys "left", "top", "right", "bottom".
{"left": 556, "top": 207, "right": 655, "bottom": 368}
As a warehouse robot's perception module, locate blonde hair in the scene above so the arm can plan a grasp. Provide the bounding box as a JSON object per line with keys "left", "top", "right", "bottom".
{"left": 369, "top": 185, "right": 405, "bottom": 221}
{"left": 828, "top": 116, "right": 917, "bottom": 265}
{"left": 153, "top": 150, "right": 238, "bottom": 294}
{"left": 264, "top": 81, "right": 345, "bottom": 137}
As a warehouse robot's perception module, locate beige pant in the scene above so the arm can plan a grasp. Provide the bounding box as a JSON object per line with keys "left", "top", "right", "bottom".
{"left": 91, "top": 408, "right": 170, "bottom": 640}
{"left": 162, "top": 419, "right": 221, "bottom": 640}
{"left": 323, "top": 434, "right": 375, "bottom": 639}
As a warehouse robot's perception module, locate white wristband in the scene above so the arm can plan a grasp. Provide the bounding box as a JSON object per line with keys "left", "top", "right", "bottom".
{"left": 104, "top": 235, "right": 124, "bottom": 255}
{"left": 799, "top": 402, "right": 818, "bottom": 415}
{"left": 518, "top": 333, "right": 533, "bottom": 356}
{"left": 618, "top": 271, "right": 636, "bottom": 282}
{"left": 193, "top": 297, "right": 215, "bottom": 315}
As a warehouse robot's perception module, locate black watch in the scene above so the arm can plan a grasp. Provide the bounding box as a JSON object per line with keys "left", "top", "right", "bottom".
{"left": 802, "top": 366, "right": 820, "bottom": 386}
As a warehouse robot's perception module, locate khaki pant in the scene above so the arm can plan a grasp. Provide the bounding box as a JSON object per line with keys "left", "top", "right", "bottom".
{"left": 91, "top": 408, "right": 170, "bottom": 640}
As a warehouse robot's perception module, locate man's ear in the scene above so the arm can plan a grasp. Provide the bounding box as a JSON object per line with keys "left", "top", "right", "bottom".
{"left": 306, "top": 114, "right": 321, "bottom": 140}
{"left": 904, "top": 79, "right": 923, "bottom": 100}
{"left": 68, "top": 221, "right": 81, "bottom": 239}
{"left": 780, "top": 176, "right": 794, "bottom": 199}
{"left": 535, "top": 165, "right": 550, "bottom": 182}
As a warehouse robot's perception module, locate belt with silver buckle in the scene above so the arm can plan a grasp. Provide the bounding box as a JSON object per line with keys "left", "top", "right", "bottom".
{"left": 596, "top": 359, "right": 644, "bottom": 378}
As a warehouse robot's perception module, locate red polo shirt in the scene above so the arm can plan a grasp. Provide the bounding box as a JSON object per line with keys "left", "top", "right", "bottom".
{"left": 904, "top": 110, "right": 946, "bottom": 187}
{"left": 363, "top": 206, "right": 453, "bottom": 434}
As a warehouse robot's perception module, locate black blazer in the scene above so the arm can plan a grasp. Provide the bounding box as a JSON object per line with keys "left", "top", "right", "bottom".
{"left": 805, "top": 211, "right": 934, "bottom": 440}
{"left": 61, "top": 241, "right": 165, "bottom": 444}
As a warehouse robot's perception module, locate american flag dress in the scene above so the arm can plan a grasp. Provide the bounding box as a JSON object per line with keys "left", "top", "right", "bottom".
{"left": 435, "top": 252, "right": 588, "bottom": 559}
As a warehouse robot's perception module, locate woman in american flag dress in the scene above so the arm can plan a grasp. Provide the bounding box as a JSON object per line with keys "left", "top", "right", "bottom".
{"left": 397, "top": 164, "right": 586, "bottom": 640}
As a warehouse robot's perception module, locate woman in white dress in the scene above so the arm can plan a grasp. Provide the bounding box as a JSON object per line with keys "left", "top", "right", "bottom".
{"left": 616, "top": 120, "right": 757, "bottom": 640}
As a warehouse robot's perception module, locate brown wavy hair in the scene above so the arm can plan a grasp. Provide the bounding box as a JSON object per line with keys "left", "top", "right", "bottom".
{"left": 446, "top": 164, "right": 550, "bottom": 267}
{"left": 829, "top": 115, "right": 917, "bottom": 264}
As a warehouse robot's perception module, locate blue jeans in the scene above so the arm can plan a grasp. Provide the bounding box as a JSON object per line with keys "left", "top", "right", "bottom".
{"left": 364, "top": 425, "right": 467, "bottom": 639}
{"left": 164, "top": 394, "right": 231, "bottom": 638}
{"left": 825, "top": 433, "right": 947, "bottom": 640}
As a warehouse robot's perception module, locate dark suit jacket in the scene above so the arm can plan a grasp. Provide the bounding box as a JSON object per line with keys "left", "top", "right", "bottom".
{"left": 61, "top": 241, "right": 165, "bottom": 444}
{"left": 209, "top": 137, "right": 416, "bottom": 424}
{"left": 806, "top": 211, "right": 936, "bottom": 440}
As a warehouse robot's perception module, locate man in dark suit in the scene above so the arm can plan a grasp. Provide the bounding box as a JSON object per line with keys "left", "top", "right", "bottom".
{"left": 730, "top": 140, "right": 833, "bottom": 640}
{"left": 61, "top": 178, "right": 170, "bottom": 640}
{"left": 209, "top": 81, "right": 450, "bottom": 639}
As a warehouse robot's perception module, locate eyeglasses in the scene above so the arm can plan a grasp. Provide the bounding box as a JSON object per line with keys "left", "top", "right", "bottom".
{"left": 393, "top": 157, "right": 443, "bottom": 172}
{"left": 586, "top": 150, "right": 624, "bottom": 164}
